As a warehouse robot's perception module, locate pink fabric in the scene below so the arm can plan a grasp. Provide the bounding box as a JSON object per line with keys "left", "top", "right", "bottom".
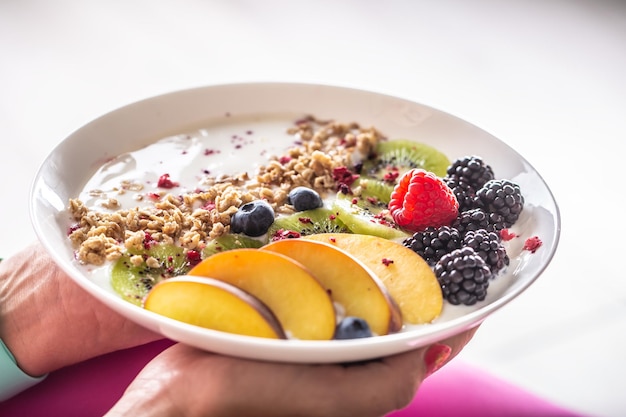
{"left": 387, "top": 362, "right": 583, "bottom": 417}
{"left": 0, "top": 340, "right": 175, "bottom": 417}
{"left": 0, "top": 340, "right": 584, "bottom": 417}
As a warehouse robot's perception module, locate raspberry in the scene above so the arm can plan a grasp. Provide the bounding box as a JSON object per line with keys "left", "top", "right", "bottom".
{"left": 389, "top": 169, "right": 459, "bottom": 233}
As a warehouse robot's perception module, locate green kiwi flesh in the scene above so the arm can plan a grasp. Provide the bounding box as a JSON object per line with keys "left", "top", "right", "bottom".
{"left": 267, "top": 207, "right": 350, "bottom": 239}
{"left": 331, "top": 195, "right": 409, "bottom": 240}
{"left": 362, "top": 139, "right": 450, "bottom": 179}
{"left": 111, "top": 244, "right": 190, "bottom": 306}
{"left": 202, "top": 234, "right": 264, "bottom": 257}
{"left": 354, "top": 178, "right": 395, "bottom": 205}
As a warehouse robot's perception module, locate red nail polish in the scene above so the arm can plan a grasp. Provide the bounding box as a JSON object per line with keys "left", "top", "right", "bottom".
{"left": 424, "top": 343, "right": 451, "bottom": 376}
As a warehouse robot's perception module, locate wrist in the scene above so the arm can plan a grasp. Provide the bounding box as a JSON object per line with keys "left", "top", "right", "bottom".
{"left": 0, "top": 242, "right": 161, "bottom": 375}
{"left": 0, "top": 245, "right": 83, "bottom": 374}
{"left": 0, "top": 338, "right": 47, "bottom": 401}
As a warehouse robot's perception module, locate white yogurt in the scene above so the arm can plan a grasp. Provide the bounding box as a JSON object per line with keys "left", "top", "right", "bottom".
{"left": 78, "top": 114, "right": 300, "bottom": 212}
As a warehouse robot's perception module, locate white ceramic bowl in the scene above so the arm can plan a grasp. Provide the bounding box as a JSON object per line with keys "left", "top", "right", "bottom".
{"left": 30, "top": 82, "right": 560, "bottom": 363}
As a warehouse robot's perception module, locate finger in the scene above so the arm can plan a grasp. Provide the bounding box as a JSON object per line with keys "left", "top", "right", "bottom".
{"left": 423, "top": 325, "right": 481, "bottom": 377}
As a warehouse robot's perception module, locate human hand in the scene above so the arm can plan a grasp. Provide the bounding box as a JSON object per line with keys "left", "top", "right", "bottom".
{"left": 0, "top": 242, "right": 161, "bottom": 376}
{"left": 105, "top": 328, "right": 478, "bottom": 417}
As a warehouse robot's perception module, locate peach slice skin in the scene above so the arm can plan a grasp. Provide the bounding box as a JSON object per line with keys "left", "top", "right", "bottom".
{"left": 305, "top": 233, "right": 443, "bottom": 324}
{"left": 189, "top": 249, "right": 336, "bottom": 340}
{"left": 263, "top": 239, "right": 402, "bottom": 336}
{"left": 144, "top": 276, "right": 286, "bottom": 339}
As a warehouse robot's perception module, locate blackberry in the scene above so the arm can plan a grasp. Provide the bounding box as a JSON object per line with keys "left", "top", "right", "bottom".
{"left": 475, "top": 179, "right": 524, "bottom": 228}
{"left": 403, "top": 226, "right": 462, "bottom": 266}
{"left": 435, "top": 247, "right": 492, "bottom": 306}
{"left": 452, "top": 208, "right": 507, "bottom": 236}
{"left": 444, "top": 176, "right": 476, "bottom": 212}
{"left": 446, "top": 156, "right": 494, "bottom": 190}
{"left": 463, "top": 229, "right": 509, "bottom": 275}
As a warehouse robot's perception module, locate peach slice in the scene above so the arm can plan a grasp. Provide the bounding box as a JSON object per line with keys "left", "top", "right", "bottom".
{"left": 263, "top": 239, "right": 402, "bottom": 336}
{"left": 305, "top": 233, "right": 443, "bottom": 324}
{"left": 144, "top": 276, "right": 286, "bottom": 339}
{"left": 189, "top": 249, "right": 336, "bottom": 340}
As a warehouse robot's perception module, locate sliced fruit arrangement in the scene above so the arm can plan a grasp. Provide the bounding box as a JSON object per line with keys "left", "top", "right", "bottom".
{"left": 140, "top": 233, "right": 436, "bottom": 340}
{"left": 188, "top": 249, "right": 337, "bottom": 340}
{"left": 263, "top": 238, "right": 403, "bottom": 336}
{"left": 305, "top": 233, "right": 442, "bottom": 325}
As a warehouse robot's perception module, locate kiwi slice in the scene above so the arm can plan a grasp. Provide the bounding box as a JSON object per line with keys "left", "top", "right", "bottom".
{"left": 332, "top": 194, "right": 409, "bottom": 240}
{"left": 362, "top": 139, "right": 450, "bottom": 179}
{"left": 354, "top": 178, "right": 395, "bottom": 205}
{"left": 111, "top": 244, "right": 190, "bottom": 306}
{"left": 267, "top": 207, "right": 350, "bottom": 239}
{"left": 335, "top": 178, "right": 399, "bottom": 236}
{"left": 202, "top": 234, "right": 264, "bottom": 258}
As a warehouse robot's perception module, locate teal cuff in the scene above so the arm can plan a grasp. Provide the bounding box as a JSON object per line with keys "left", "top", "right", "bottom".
{"left": 0, "top": 338, "right": 47, "bottom": 402}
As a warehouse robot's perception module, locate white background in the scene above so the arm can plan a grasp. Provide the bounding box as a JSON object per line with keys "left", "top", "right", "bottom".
{"left": 1, "top": 1, "right": 625, "bottom": 416}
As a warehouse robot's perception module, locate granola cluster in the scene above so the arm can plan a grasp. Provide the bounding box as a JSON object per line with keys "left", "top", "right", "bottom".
{"left": 68, "top": 117, "right": 386, "bottom": 266}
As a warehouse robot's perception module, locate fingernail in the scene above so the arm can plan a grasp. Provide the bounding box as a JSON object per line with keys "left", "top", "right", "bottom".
{"left": 424, "top": 343, "right": 451, "bottom": 377}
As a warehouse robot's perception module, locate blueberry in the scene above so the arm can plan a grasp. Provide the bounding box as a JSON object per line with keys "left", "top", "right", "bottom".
{"left": 287, "top": 187, "right": 323, "bottom": 211}
{"left": 334, "top": 317, "right": 373, "bottom": 340}
{"left": 230, "top": 200, "right": 275, "bottom": 237}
